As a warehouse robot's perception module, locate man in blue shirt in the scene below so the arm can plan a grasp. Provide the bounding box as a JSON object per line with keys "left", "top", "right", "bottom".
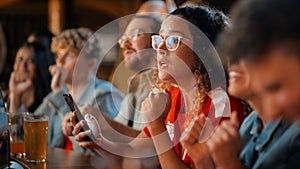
{"left": 35, "top": 28, "right": 124, "bottom": 154}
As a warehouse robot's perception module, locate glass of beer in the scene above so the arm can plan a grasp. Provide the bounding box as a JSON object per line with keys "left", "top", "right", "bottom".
{"left": 24, "top": 113, "right": 48, "bottom": 163}
{"left": 8, "top": 112, "right": 26, "bottom": 157}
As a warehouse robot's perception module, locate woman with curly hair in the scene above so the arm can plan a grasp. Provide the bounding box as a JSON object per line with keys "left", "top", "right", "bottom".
{"left": 140, "top": 5, "right": 246, "bottom": 168}
{"left": 71, "top": 6, "right": 246, "bottom": 169}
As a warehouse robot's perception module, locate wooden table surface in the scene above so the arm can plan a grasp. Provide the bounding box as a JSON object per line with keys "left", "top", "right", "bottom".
{"left": 10, "top": 147, "right": 118, "bottom": 169}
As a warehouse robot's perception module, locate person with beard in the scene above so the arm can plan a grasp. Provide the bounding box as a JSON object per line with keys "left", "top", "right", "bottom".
{"left": 61, "top": 15, "right": 163, "bottom": 147}
{"left": 113, "top": 14, "right": 162, "bottom": 130}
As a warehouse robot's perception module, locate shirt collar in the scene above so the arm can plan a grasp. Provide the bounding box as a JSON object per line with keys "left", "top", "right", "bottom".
{"left": 249, "top": 115, "right": 264, "bottom": 135}
{"left": 255, "top": 118, "right": 282, "bottom": 151}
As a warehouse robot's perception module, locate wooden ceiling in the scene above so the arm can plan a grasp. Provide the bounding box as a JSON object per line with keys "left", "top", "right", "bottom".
{"left": 0, "top": 0, "right": 145, "bottom": 18}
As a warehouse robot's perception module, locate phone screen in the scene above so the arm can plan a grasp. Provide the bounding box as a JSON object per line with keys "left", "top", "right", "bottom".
{"left": 63, "top": 94, "right": 96, "bottom": 141}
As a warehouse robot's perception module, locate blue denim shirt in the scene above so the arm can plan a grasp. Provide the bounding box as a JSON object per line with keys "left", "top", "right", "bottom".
{"left": 239, "top": 112, "right": 300, "bottom": 169}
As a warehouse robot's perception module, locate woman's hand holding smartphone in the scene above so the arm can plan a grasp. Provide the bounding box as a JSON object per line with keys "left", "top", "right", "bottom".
{"left": 63, "top": 94, "right": 96, "bottom": 141}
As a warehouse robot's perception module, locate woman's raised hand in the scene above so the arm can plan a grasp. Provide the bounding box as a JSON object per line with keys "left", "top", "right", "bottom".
{"left": 9, "top": 71, "right": 33, "bottom": 96}
{"left": 142, "top": 89, "right": 171, "bottom": 129}
{"left": 49, "top": 65, "right": 68, "bottom": 93}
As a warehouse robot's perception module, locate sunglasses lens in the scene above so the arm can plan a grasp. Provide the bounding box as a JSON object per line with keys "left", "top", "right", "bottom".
{"left": 119, "top": 30, "right": 140, "bottom": 45}
{"left": 131, "top": 31, "right": 139, "bottom": 40}
{"left": 166, "top": 36, "right": 179, "bottom": 51}
{"left": 152, "top": 35, "right": 162, "bottom": 50}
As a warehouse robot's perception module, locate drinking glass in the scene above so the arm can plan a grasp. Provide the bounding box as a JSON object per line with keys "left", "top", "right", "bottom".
{"left": 24, "top": 113, "right": 48, "bottom": 163}
{"left": 8, "top": 112, "right": 26, "bottom": 157}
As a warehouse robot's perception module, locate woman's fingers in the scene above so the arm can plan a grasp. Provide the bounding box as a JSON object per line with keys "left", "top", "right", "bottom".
{"left": 71, "top": 111, "right": 78, "bottom": 126}
{"left": 72, "top": 120, "right": 84, "bottom": 136}
{"left": 230, "top": 111, "right": 240, "bottom": 127}
{"left": 181, "top": 114, "right": 206, "bottom": 145}
{"left": 74, "top": 129, "right": 91, "bottom": 142}
{"left": 79, "top": 141, "right": 99, "bottom": 149}
{"left": 207, "top": 121, "right": 240, "bottom": 153}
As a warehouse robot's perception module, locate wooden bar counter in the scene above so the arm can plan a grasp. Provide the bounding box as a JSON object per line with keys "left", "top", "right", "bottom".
{"left": 10, "top": 147, "right": 116, "bottom": 169}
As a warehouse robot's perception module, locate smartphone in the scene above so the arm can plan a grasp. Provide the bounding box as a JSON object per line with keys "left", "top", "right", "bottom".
{"left": 63, "top": 94, "right": 96, "bottom": 141}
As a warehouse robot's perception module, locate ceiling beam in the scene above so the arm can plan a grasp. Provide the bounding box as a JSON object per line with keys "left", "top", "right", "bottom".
{"left": 74, "top": 0, "right": 141, "bottom": 18}
{"left": 0, "top": 0, "right": 23, "bottom": 8}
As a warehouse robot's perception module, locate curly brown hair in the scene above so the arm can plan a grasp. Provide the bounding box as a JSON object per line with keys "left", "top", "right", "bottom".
{"left": 151, "top": 6, "right": 227, "bottom": 121}
{"left": 151, "top": 55, "right": 210, "bottom": 126}
{"left": 51, "top": 27, "right": 101, "bottom": 60}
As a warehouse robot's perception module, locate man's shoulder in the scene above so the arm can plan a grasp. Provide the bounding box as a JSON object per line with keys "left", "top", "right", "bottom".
{"left": 93, "top": 78, "right": 124, "bottom": 98}
{"left": 94, "top": 78, "right": 118, "bottom": 92}
{"left": 132, "top": 68, "right": 154, "bottom": 84}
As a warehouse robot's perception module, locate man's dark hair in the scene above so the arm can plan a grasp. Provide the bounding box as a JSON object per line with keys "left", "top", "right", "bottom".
{"left": 218, "top": 0, "right": 300, "bottom": 64}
